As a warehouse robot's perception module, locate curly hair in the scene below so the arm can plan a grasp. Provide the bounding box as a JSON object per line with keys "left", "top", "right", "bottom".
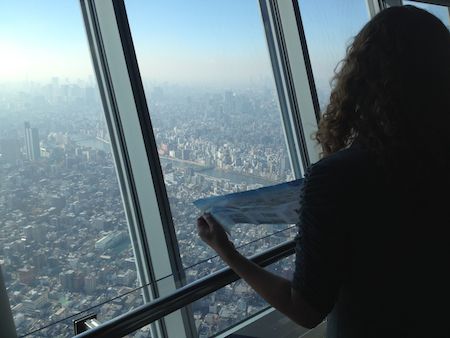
{"left": 315, "top": 6, "right": 450, "bottom": 173}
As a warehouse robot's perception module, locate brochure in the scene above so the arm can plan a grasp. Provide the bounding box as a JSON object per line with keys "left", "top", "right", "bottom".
{"left": 193, "top": 178, "right": 303, "bottom": 230}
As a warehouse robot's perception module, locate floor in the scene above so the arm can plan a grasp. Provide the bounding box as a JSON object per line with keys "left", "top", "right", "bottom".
{"left": 226, "top": 310, "right": 326, "bottom": 338}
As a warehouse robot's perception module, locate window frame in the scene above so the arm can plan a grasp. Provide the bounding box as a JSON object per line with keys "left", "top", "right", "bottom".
{"left": 260, "top": 0, "right": 322, "bottom": 171}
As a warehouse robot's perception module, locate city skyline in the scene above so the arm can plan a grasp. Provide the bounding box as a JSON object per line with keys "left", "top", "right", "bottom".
{"left": 0, "top": 78, "right": 296, "bottom": 337}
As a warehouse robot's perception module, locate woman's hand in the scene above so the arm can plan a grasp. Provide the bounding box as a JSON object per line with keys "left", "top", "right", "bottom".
{"left": 197, "top": 214, "right": 319, "bottom": 329}
{"left": 197, "top": 213, "right": 235, "bottom": 257}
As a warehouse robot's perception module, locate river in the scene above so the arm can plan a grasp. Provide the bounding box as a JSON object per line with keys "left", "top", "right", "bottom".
{"left": 72, "top": 135, "right": 273, "bottom": 186}
{"left": 160, "top": 157, "right": 273, "bottom": 186}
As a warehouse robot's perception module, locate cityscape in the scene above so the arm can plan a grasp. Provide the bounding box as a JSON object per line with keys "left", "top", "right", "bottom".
{"left": 2, "top": 1, "right": 448, "bottom": 337}
{"left": 0, "top": 79, "right": 297, "bottom": 337}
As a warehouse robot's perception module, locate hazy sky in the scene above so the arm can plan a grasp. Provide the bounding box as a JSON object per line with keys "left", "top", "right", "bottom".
{"left": 0, "top": 1, "right": 447, "bottom": 89}
{"left": 0, "top": 0, "right": 367, "bottom": 87}
{"left": 0, "top": 1, "right": 91, "bottom": 82}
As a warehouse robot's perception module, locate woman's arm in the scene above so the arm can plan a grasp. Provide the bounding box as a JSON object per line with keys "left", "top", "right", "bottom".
{"left": 197, "top": 214, "right": 324, "bottom": 329}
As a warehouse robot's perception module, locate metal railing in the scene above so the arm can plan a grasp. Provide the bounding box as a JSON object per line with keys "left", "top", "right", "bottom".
{"left": 73, "top": 239, "right": 296, "bottom": 338}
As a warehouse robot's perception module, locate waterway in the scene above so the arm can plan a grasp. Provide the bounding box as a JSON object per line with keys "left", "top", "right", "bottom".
{"left": 160, "top": 157, "right": 273, "bottom": 186}
{"left": 72, "top": 135, "right": 274, "bottom": 186}
{"left": 72, "top": 135, "right": 111, "bottom": 153}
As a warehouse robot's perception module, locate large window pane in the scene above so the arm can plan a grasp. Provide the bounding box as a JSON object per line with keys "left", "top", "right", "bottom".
{"left": 0, "top": 1, "right": 141, "bottom": 336}
{"left": 125, "top": 0, "right": 295, "bottom": 275}
{"left": 298, "top": 0, "right": 370, "bottom": 109}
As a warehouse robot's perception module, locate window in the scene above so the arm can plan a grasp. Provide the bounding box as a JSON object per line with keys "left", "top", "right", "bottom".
{"left": 125, "top": 0, "right": 296, "bottom": 277}
{"left": 0, "top": 1, "right": 142, "bottom": 336}
{"left": 297, "top": 0, "right": 370, "bottom": 109}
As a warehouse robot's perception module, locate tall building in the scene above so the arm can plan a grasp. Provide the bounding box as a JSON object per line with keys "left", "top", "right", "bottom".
{"left": 24, "top": 122, "right": 40, "bottom": 161}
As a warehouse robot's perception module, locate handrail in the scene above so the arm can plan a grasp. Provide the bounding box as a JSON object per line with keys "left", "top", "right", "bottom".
{"left": 73, "top": 239, "right": 296, "bottom": 338}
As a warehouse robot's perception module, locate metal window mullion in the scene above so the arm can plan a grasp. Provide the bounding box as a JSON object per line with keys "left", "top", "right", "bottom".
{"left": 110, "top": 1, "right": 196, "bottom": 336}
{"left": 366, "top": 0, "right": 385, "bottom": 17}
{"left": 259, "top": 0, "right": 306, "bottom": 178}
{"left": 288, "top": 0, "right": 322, "bottom": 161}
{"left": 277, "top": 0, "right": 321, "bottom": 166}
{"left": 109, "top": 0, "right": 187, "bottom": 290}
{"left": 80, "top": 1, "right": 164, "bottom": 337}
{"left": 80, "top": 0, "right": 154, "bottom": 300}
{"left": 80, "top": 1, "right": 194, "bottom": 337}
{"left": 262, "top": 0, "right": 321, "bottom": 170}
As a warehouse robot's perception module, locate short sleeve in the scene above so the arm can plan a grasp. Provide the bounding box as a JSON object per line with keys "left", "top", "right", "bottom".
{"left": 292, "top": 159, "right": 349, "bottom": 317}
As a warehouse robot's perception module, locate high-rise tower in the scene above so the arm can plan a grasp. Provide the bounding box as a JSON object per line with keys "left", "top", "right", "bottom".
{"left": 24, "top": 122, "right": 40, "bottom": 161}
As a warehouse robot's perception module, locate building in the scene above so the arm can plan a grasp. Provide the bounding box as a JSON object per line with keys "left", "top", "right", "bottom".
{"left": 24, "top": 122, "right": 40, "bottom": 161}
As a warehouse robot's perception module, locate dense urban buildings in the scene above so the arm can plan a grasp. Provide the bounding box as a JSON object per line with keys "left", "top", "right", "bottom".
{"left": 0, "top": 79, "right": 296, "bottom": 337}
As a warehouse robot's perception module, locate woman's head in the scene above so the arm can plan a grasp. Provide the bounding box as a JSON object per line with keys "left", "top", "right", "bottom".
{"left": 315, "top": 5, "right": 450, "bottom": 168}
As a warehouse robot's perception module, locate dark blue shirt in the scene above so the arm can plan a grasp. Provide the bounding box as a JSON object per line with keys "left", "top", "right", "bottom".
{"left": 292, "top": 145, "right": 449, "bottom": 337}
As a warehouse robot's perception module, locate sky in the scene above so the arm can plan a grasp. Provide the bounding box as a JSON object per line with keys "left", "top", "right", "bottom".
{"left": 299, "top": 0, "right": 369, "bottom": 96}
{"left": 0, "top": 0, "right": 448, "bottom": 89}
{"left": 0, "top": 1, "right": 91, "bottom": 82}
{"left": 0, "top": 0, "right": 368, "bottom": 87}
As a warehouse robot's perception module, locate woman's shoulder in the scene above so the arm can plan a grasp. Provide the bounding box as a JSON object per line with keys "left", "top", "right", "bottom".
{"left": 302, "top": 145, "right": 380, "bottom": 206}
{"left": 309, "top": 144, "right": 375, "bottom": 175}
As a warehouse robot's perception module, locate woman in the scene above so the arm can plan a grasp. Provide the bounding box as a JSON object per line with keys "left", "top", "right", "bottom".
{"left": 198, "top": 6, "right": 450, "bottom": 337}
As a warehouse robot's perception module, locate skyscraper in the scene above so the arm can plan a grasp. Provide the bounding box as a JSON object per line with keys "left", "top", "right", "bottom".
{"left": 24, "top": 122, "right": 40, "bottom": 161}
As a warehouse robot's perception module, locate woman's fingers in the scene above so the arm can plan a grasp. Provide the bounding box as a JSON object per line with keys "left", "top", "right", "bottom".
{"left": 197, "top": 216, "right": 211, "bottom": 240}
{"left": 203, "top": 213, "right": 223, "bottom": 230}
{"left": 203, "top": 213, "right": 214, "bottom": 224}
{"left": 197, "top": 215, "right": 208, "bottom": 229}
{"left": 197, "top": 213, "right": 236, "bottom": 255}
{"left": 197, "top": 214, "right": 225, "bottom": 245}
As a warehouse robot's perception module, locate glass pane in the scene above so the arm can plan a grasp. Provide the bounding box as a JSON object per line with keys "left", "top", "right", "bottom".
{"left": 298, "top": 0, "right": 370, "bottom": 109}
{"left": 136, "top": 254, "right": 297, "bottom": 338}
{"left": 403, "top": 1, "right": 450, "bottom": 27}
{"left": 4, "top": 227, "right": 293, "bottom": 337}
{"left": 20, "top": 283, "right": 148, "bottom": 337}
{"left": 125, "top": 0, "right": 295, "bottom": 273}
{"left": 182, "top": 226, "right": 297, "bottom": 284}
{"left": 0, "top": 1, "right": 141, "bottom": 336}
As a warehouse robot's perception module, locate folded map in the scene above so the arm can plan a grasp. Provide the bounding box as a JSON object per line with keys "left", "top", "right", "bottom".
{"left": 193, "top": 179, "right": 303, "bottom": 231}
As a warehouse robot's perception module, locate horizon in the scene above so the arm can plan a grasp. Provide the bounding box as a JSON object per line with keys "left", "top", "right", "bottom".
{"left": 0, "top": 0, "right": 370, "bottom": 88}
{"left": 0, "top": 1, "right": 448, "bottom": 94}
